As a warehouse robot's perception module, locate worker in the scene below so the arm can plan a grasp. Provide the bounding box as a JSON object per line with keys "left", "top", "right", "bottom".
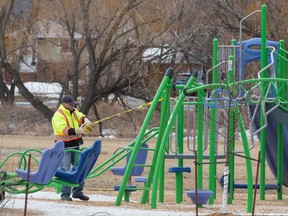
{"left": 51, "top": 95, "right": 92, "bottom": 201}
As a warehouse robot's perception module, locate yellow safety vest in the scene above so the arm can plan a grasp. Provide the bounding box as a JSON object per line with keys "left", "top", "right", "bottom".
{"left": 52, "top": 104, "right": 85, "bottom": 142}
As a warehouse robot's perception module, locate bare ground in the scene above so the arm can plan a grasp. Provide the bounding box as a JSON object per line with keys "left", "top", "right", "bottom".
{"left": 0, "top": 135, "right": 288, "bottom": 215}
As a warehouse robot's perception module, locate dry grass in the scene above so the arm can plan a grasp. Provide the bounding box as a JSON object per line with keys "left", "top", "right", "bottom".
{"left": 0, "top": 135, "right": 288, "bottom": 215}
{"left": 0, "top": 102, "right": 158, "bottom": 138}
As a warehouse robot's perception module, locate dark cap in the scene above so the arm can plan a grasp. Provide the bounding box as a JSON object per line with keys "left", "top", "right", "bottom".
{"left": 62, "top": 95, "right": 77, "bottom": 106}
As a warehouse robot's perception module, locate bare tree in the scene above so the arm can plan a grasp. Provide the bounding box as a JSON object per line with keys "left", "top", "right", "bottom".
{"left": 3, "top": 0, "right": 285, "bottom": 125}
{"left": 199, "top": 0, "right": 288, "bottom": 42}
{"left": 0, "top": 1, "right": 15, "bottom": 104}
{"left": 0, "top": 0, "right": 55, "bottom": 120}
{"left": 47, "top": 0, "right": 186, "bottom": 114}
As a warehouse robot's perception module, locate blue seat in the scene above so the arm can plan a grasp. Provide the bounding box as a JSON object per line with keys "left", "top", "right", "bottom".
{"left": 135, "top": 176, "right": 149, "bottom": 183}
{"left": 15, "top": 140, "right": 65, "bottom": 185}
{"left": 54, "top": 139, "right": 101, "bottom": 183}
{"left": 110, "top": 143, "right": 149, "bottom": 176}
{"left": 114, "top": 185, "right": 137, "bottom": 192}
{"left": 186, "top": 189, "right": 213, "bottom": 205}
{"left": 168, "top": 167, "right": 191, "bottom": 173}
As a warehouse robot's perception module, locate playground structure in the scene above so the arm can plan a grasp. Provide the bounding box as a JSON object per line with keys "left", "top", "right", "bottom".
{"left": 110, "top": 4, "right": 288, "bottom": 214}
{"left": 0, "top": 139, "right": 101, "bottom": 197}
{"left": 0, "top": 4, "right": 287, "bottom": 215}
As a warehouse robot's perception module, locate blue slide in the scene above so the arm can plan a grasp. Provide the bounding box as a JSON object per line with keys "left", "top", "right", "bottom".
{"left": 252, "top": 104, "right": 288, "bottom": 187}
{"left": 238, "top": 38, "right": 288, "bottom": 186}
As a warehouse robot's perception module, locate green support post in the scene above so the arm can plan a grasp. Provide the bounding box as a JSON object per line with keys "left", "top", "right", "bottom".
{"left": 175, "top": 101, "right": 184, "bottom": 203}
{"left": 141, "top": 72, "right": 173, "bottom": 205}
{"left": 227, "top": 53, "right": 235, "bottom": 204}
{"left": 150, "top": 75, "right": 197, "bottom": 209}
{"left": 277, "top": 124, "right": 283, "bottom": 200}
{"left": 115, "top": 68, "right": 173, "bottom": 207}
{"left": 209, "top": 38, "right": 218, "bottom": 204}
{"left": 124, "top": 191, "right": 130, "bottom": 202}
{"left": 283, "top": 40, "right": 288, "bottom": 106}
{"left": 159, "top": 148, "right": 166, "bottom": 202}
{"left": 158, "top": 90, "right": 171, "bottom": 203}
{"left": 277, "top": 39, "right": 285, "bottom": 200}
{"left": 197, "top": 89, "right": 205, "bottom": 191}
{"left": 260, "top": 4, "right": 267, "bottom": 200}
{"left": 237, "top": 106, "right": 253, "bottom": 213}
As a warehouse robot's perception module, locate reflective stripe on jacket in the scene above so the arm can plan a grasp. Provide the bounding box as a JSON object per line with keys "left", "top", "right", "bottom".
{"left": 52, "top": 104, "right": 85, "bottom": 142}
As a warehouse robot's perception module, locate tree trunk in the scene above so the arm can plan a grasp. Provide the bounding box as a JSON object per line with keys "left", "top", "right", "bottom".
{"left": 221, "top": 165, "right": 229, "bottom": 214}
{"left": 4, "top": 62, "right": 54, "bottom": 121}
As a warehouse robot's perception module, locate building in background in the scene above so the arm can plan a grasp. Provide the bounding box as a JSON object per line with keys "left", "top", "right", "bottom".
{"left": 4, "top": 19, "right": 82, "bottom": 84}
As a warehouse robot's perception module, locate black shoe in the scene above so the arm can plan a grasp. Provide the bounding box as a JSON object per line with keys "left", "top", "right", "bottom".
{"left": 61, "top": 197, "right": 72, "bottom": 201}
{"left": 72, "top": 194, "right": 89, "bottom": 201}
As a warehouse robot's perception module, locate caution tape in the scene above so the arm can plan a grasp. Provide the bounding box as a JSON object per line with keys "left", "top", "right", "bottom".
{"left": 89, "top": 98, "right": 163, "bottom": 126}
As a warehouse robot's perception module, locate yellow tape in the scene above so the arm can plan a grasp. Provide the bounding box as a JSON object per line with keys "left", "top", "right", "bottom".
{"left": 89, "top": 98, "right": 163, "bottom": 126}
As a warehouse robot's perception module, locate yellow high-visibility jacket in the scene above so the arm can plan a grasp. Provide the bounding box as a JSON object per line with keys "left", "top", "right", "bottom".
{"left": 52, "top": 104, "right": 86, "bottom": 143}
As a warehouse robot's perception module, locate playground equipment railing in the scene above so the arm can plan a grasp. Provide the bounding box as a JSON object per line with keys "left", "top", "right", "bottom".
{"left": 87, "top": 127, "right": 158, "bottom": 179}
{"left": 0, "top": 140, "right": 102, "bottom": 195}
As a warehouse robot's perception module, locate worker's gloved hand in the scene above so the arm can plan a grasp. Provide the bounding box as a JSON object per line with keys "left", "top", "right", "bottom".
{"left": 75, "top": 127, "right": 85, "bottom": 135}
{"left": 83, "top": 117, "right": 92, "bottom": 125}
{"left": 82, "top": 123, "right": 92, "bottom": 133}
{"left": 75, "top": 124, "right": 92, "bottom": 135}
{"left": 82, "top": 117, "right": 92, "bottom": 133}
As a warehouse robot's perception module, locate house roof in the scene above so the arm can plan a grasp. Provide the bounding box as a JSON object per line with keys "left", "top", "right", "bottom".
{"left": 142, "top": 47, "right": 184, "bottom": 64}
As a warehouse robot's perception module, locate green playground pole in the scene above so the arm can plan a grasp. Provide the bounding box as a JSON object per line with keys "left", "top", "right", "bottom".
{"left": 282, "top": 40, "right": 288, "bottom": 106}
{"left": 115, "top": 68, "right": 173, "bottom": 206}
{"left": 227, "top": 53, "right": 236, "bottom": 204}
{"left": 237, "top": 106, "right": 253, "bottom": 213}
{"left": 277, "top": 124, "right": 283, "bottom": 200}
{"left": 158, "top": 88, "right": 171, "bottom": 203}
{"left": 150, "top": 75, "right": 197, "bottom": 209}
{"left": 260, "top": 4, "right": 267, "bottom": 200}
{"left": 141, "top": 71, "right": 172, "bottom": 204}
{"left": 209, "top": 38, "right": 218, "bottom": 204}
{"left": 277, "top": 39, "right": 285, "bottom": 200}
{"left": 175, "top": 98, "right": 184, "bottom": 203}
{"left": 197, "top": 89, "right": 205, "bottom": 191}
